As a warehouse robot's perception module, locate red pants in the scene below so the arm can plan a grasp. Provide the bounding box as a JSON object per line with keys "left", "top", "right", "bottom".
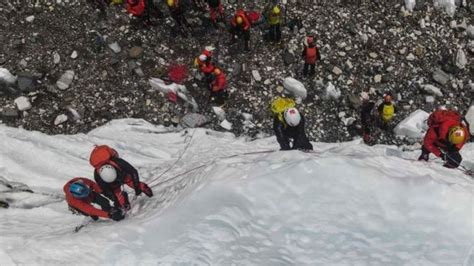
{"left": 210, "top": 4, "right": 223, "bottom": 23}
{"left": 112, "top": 176, "right": 149, "bottom": 208}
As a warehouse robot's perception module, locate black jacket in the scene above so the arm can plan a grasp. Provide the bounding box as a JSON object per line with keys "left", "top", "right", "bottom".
{"left": 94, "top": 157, "right": 140, "bottom": 202}
{"left": 273, "top": 115, "right": 313, "bottom": 151}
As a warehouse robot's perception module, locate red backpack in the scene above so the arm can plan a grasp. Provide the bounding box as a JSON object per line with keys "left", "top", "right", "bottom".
{"left": 127, "top": 0, "right": 145, "bottom": 16}
{"left": 89, "top": 145, "right": 119, "bottom": 169}
{"left": 427, "top": 110, "right": 461, "bottom": 128}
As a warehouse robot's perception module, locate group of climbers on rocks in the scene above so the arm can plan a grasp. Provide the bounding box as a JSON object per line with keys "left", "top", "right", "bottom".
{"left": 194, "top": 48, "right": 227, "bottom": 105}
{"left": 64, "top": 145, "right": 153, "bottom": 222}
{"left": 84, "top": 2, "right": 471, "bottom": 172}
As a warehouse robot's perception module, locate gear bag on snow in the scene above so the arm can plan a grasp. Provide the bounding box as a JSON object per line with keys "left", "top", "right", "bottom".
{"left": 271, "top": 97, "right": 295, "bottom": 123}
{"left": 89, "top": 145, "right": 118, "bottom": 169}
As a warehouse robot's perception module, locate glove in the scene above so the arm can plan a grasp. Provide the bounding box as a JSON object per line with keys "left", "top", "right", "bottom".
{"left": 135, "top": 187, "right": 142, "bottom": 196}
{"left": 418, "top": 153, "right": 429, "bottom": 161}
{"left": 108, "top": 207, "right": 125, "bottom": 221}
{"left": 142, "top": 184, "right": 153, "bottom": 197}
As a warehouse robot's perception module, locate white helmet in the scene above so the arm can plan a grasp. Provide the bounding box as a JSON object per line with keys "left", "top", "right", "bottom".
{"left": 284, "top": 108, "right": 301, "bottom": 127}
{"left": 198, "top": 54, "right": 207, "bottom": 62}
{"left": 99, "top": 164, "right": 117, "bottom": 183}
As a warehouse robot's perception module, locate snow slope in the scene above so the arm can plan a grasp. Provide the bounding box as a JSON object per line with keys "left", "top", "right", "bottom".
{"left": 0, "top": 119, "right": 473, "bottom": 265}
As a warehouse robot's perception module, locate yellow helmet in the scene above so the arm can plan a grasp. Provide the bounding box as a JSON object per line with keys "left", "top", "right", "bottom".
{"left": 167, "top": 0, "right": 174, "bottom": 7}
{"left": 273, "top": 6, "right": 281, "bottom": 14}
{"left": 381, "top": 104, "right": 394, "bottom": 122}
{"left": 448, "top": 126, "right": 465, "bottom": 145}
{"left": 236, "top": 16, "right": 243, "bottom": 25}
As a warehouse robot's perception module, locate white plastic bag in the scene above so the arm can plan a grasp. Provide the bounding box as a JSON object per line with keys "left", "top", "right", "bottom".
{"left": 405, "top": 0, "right": 416, "bottom": 11}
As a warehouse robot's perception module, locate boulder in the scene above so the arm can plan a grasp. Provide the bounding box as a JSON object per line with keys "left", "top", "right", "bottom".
{"left": 14, "top": 96, "right": 32, "bottom": 111}
{"left": 394, "top": 109, "right": 430, "bottom": 139}
{"left": 283, "top": 77, "right": 307, "bottom": 100}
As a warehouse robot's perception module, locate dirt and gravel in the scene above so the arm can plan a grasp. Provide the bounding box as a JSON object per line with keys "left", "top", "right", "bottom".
{"left": 0, "top": 0, "right": 472, "bottom": 145}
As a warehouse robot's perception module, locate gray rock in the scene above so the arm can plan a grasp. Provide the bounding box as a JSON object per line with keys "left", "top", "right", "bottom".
{"left": 468, "top": 25, "right": 474, "bottom": 40}
{"left": 108, "top": 42, "right": 121, "bottom": 53}
{"left": 455, "top": 48, "right": 467, "bottom": 69}
{"left": 252, "top": 70, "right": 262, "bottom": 82}
{"left": 181, "top": 113, "right": 209, "bottom": 128}
{"left": 134, "top": 67, "right": 145, "bottom": 77}
{"left": 14, "top": 96, "right": 32, "bottom": 111}
{"left": 425, "top": 95, "right": 435, "bottom": 103}
{"left": 432, "top": 69, "right": 450, "bottom": 85}
{"left": 332, "top": 66, "right": 343, "bottom": 75}
{"left": 56, "top": 70, "right": 75, "bottom": 90}
{"left": 54, "top": 114, "right": 68, "bottom": 125}
{"left": 129, "top": 46, "right": 144, "bottom": 59}
{"left": 282, "top": 50, "right": 294, "bottom": 66}
{"left": 422, "top": 84, "right": 443, "bottom": 97}
{"left": 2, "top": 108, "right": 19, "bottom": 119}
{"left": 53, "top": 52, "right": 60, "bottom": 64}
{"left": 347, "top": 93, "right": 362, "bottom": 109}
{"left": 16, "top": 73, "right": 36, "bottom": 92}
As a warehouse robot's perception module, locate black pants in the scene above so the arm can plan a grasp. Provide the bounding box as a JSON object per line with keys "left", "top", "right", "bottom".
{"left": 303, "top": 63, "right": 315, "bottom": 76}
{"left": 210, "top": 90, "right": 228, "bottom": 105}
{"left": 269, "top": 24, "right": 281, "bottom": 42}
{"left": 71, "top": 192, "right": 111, "bottom": 220}
{"left": 231, "top": 28, "right": 250, "bottom": 51}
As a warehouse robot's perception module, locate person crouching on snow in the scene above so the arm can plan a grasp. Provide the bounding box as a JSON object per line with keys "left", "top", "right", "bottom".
{"left": 89, "top": 145, "right": 153, "bottom": 210}
{"left": 273, "top": 107, "right": 313, "bottom": 151}
{"left": 64, "top": 177, "right": 125, "bottom": 221}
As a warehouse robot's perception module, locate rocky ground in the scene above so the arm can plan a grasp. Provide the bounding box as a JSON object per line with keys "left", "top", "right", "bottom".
{"left": 0, "top": 0, "right": 473, "bottom": 145}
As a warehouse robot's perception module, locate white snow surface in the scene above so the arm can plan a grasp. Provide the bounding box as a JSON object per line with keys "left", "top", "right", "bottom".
{"left": 1, "top": 119, "right": 474, "bottom": 265}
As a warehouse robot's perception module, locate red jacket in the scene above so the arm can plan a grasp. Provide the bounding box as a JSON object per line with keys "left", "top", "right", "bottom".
{"left": 127, "top": 0, "right": 145, "bottom": 16}
{"left": 200, "top": 62, "right": 215, "bottom": 75}
{"left": 423, "top": 110, "right": 469, "bottom": 157}
{"left": 303, "top": 45, "right": 320, "bottom": 64}
{"left": 231, "top": 10, "right": 250, "bottom": 31}
{"left": 211, "top": 71, "right": 226, "bottom": 92}
{"left": 64, "top": 177, "right": 109, "bottom": 218}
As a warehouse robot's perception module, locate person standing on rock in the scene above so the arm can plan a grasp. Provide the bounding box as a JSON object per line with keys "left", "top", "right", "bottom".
{"left": 418, "top": 109, "right": 470, "bottom": 168}
{"left": 271, "top": 97, "right": 313, "bottom": 151}
{"left": 166, "top": 0, "right": 192, "bottom": 37}
{"left": 207, "top": 0, "right": 224, "bottom": 27}
{"left": 302, "top": 35, "right": 321, "bottom": 77}
{"left": 89, "top": 145, "right": 153, "bottom": 210}
{"left": 360, "top": 94, "right": 396, "bottom": 144}
{"left": 266, "top": 5, "right": 282, "bottom": 42}
{"left": 208, "top": 67, "right": 227, "bottom": 105}
{"left": 64, "top": 177, "right": 125, "bottom": 221}
{"left": 230, "top": 9, "right": 251, "bottom": 51}
{"left": 195, "top": 49, "right": 215, "bottom": 83}
{"left": 126, "top": 0, "right": 163, "bottom": 27}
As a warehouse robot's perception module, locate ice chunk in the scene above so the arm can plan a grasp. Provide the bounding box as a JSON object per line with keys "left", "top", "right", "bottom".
{"left": 394, "top": 109, "right": 429, "bottom": 139}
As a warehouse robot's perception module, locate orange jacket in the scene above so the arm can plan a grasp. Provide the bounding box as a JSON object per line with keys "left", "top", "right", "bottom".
{"left": 211, "top": 71, "right": 226, "bottom": 92}
{"left": 64, "top": 177, "right": 109, "bottom": 218}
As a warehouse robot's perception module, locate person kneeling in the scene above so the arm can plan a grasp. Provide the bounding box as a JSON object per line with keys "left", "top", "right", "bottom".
{"left": 64, "top": 177, "right": 124, "bottom": 221}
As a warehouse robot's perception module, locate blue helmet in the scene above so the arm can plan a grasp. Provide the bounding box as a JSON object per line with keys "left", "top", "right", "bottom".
{"left": 69, "top": 182, "right": 91, "bottom": 199}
